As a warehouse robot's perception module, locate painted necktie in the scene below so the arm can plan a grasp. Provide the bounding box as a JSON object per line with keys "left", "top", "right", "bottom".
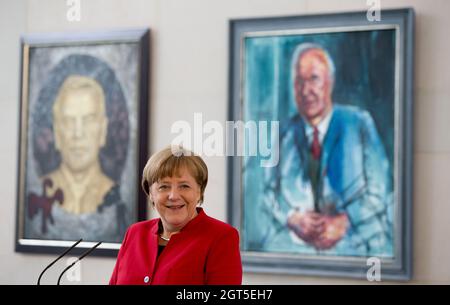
{"left": 311, "top": 126, "right": 321, "bottom": 160}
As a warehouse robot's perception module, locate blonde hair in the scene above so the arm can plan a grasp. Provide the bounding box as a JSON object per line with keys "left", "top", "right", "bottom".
{"left": 53, "top": 75, "right": 106, "bottom": 118}
{"left": 141, "top": 146, "right": 208, "bottom": 204}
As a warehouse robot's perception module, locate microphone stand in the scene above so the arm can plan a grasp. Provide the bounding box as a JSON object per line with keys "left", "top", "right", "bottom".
{"left": 57, "top": 241, "right": 102, "bottom": 285}
{"left": 37, "top": 238, "right": 83, "bottom": 285}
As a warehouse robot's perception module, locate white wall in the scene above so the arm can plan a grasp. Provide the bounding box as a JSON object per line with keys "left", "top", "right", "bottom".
{"left": 1, "top": 0, "right": 449, "bottom": 284}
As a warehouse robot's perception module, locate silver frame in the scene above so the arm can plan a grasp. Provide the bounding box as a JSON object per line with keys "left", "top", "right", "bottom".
{"left": 227, "top": 8, "right": 414, "bottom": 280}
{"left": 15, "top": 28, "right": 150, "bottom": 257}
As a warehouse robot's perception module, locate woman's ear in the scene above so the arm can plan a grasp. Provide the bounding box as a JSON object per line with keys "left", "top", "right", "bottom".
{"left": 148, "top": 188, "right": 154, "bottom": 204}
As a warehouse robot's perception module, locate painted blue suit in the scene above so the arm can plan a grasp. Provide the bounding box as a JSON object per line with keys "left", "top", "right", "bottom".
{"left": 262, "top": 104, "right": 393, "bottom": 257}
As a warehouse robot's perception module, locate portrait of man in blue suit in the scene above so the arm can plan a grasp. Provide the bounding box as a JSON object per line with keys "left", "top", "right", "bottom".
{"left": 261, "top": 43, "right": 393, "bottom": 257}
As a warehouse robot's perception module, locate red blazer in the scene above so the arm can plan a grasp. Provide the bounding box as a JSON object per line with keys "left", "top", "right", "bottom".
{"left": 109, "top": 208, "right": 242, "bottom": 285}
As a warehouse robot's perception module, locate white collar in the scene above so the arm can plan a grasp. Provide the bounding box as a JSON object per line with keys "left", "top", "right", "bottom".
{"left": 304, "top": 108, "right": 333, "bottom": 144}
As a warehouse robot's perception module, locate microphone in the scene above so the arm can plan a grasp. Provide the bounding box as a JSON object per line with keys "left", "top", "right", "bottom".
{"left": 57, "top": 241, "right": 102, "bottom": 285}
{"left": 37, "top": 238, "right": 83, "bottom": 285}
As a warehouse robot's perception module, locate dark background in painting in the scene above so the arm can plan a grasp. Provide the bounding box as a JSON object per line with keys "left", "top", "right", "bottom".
{"left": 243, "top": 29, "right": 396, "bottom": 251}
{"left": 281, "top": 29, "right": 395, "bottom": 167}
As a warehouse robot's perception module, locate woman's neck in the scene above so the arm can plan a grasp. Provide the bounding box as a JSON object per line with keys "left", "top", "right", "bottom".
{"left": 160, "top": 209, "right": 199, "bottom": 240}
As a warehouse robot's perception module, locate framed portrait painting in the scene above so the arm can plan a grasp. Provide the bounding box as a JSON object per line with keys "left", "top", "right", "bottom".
{"left": 15, "top": 28, "right": 150, "bottom": 256}
{"left": 228, "top": 9, "right": 414, "bottom": 280}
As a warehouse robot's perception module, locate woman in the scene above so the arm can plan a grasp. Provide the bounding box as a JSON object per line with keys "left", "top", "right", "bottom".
{"left": 109, "top": 146, "right": 242, "bottom": 285}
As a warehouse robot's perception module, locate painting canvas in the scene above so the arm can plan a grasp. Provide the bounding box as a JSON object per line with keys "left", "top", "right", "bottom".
{"left": 228, "top": 9, "right": 414, "bottom": 279}
{"left": 15, "top": 28, "right": 149, "bottom": 256}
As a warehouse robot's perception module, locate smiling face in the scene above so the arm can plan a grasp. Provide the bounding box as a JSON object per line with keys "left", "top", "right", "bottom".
{"left": 149, "top": 167, "right": 202, "bottom": 233}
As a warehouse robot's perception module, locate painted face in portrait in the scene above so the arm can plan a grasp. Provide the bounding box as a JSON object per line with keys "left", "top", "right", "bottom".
{"left": 294, "top": 49, "right": 334, "bottom": 126}
{"left": 149, "top": 167, "right": 201, "bottom": 233}
{"left": 53, "top": 77, "right": 108, "bottom": 175}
